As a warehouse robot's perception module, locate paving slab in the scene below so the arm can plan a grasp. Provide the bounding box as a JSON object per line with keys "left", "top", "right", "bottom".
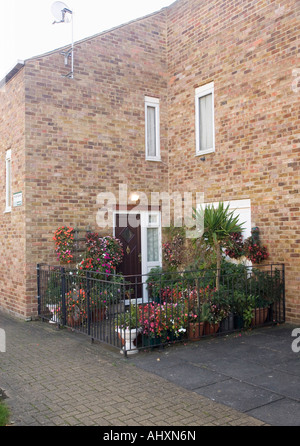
{"left": 246, "top": 398, "right": 300, "bottom": 427}
{"left": 273, "top": 356, "right": 300, "bottom": 374}
{"left": 246, "top": 370, "right": 300, "bottom": 401}
{"left": 193, "top": 378, "right": 283, "bottom": 412}
{"left": 144, "top": 362, "right": 229, "bottom": 390}
{"left": 132, "top": 323, "right": 300, "bottom": 426}
{"left": 196, "top": 355, "right": 273, "bottom": 381}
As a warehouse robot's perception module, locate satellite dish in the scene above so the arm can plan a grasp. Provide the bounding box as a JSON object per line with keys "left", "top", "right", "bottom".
{"left": 51, "top": 1, "right": 72, "bottom": 23}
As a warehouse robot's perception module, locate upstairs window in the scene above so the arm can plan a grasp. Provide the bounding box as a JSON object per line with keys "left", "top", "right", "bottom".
{"left": 145, "top": 96, "right": 160, "bottom": 161}
{"left": 5, "top": 149, "right": 11, "bottom": 212}
{"left": 195, "top": 82, "right": 215, "bottom": 155}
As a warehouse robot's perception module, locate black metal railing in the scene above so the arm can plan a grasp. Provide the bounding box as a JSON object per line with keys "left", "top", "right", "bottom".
{"left": 37, "top": 263, "right": 285, "bottom": 355}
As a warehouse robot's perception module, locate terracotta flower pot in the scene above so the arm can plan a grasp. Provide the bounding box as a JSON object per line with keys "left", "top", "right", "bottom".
{"left": 116, "top": 328, "right": 125, "bottom": 346}
{"left": 251, "top": 307, "right": 269, "bottom": 326}
{"left": 204, "top": 322, "right": 220, "bottom": 335}
{"left": 90, "top": 307, "right": 106, "bottom": 322}
{"left": 188, "top": 322, "right": 204, "bottom": 341}
{"left": 67, "top": 314, "right": 81, "bottom": 327}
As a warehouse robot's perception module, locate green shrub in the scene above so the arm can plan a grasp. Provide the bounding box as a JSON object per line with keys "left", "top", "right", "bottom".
{"left": 146, "top": 267, "right": 182, "bottom": 300}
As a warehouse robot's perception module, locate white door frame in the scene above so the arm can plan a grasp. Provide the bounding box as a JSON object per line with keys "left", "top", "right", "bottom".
{"left": 113, "top": 209, "right": 162, "bottom": 302}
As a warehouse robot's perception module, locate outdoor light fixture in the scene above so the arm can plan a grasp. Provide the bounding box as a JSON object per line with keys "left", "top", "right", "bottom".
{"left": 130, "top": 193, "right": 140, "bottom": 203}
{"left": 51, "top": 1, "right": 74, "bottom": 78}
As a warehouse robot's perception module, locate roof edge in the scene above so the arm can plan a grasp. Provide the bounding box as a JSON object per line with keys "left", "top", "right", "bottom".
{"left": 25, "top": 6, "right": 169, "bottom": 64}
{"left": 0, "top": 60, "right": 25, "bottom": 89}
{"left": 0, "top": 3, "right": 174, "bottom": 86}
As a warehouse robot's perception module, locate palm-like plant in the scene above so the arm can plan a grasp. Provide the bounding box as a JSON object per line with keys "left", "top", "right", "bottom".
{"left": 193, "top": 202, "right": 245, "bottom": 291}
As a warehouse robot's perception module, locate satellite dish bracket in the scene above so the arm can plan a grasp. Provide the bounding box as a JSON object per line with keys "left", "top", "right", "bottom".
{"left": 51, "top": 2, "right": 74, "bottom": 78}
{"left": 60, "top": 48, "right": 72, "bottom": 66}
{"left": 52, "top": 8, "right": 72, "bottom": 24}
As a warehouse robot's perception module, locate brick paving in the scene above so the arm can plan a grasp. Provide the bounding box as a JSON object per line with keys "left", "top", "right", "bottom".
{"left": 0, "top": 312, "right": 266, "bottom": 426}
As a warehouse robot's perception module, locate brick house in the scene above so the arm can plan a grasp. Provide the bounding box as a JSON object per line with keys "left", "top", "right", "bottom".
{"left": 0, "top": 0, "right": 299, "bottom": 322}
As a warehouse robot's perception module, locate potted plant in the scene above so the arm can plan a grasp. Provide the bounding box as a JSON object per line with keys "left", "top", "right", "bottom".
{"left": 244, "top": 227, "right": 269, "bottom": 264}
{"left": 88, "top": 290, "right": 107, "bottom": 323}
{"left": 231, "top": 291, "right": 267, "bottom": 329}
{"left": 140, "top": 301, "right": 163, "bottom": 347}
{"left": 65, "top": 288, "right": 87, "bottom": 327}
{"left": 164, "top": 301, "right": 187, "bottom": 342}
{"left": 145, "top": 266, "right": 182, "bottom": 303}
{"left": 115, "top": 303, "right": 142, "bottom": 355}
{"left": 251, "top": 295, "right": 269, "bottom": 326}
{"left": 140, "top": 300, "right": 187, "bottom": 347}
{"left": 188, "top": 313, "right": 204, "bottom": 340}
{"left": 85, "top": 233, "right": 124, "bottom": 275}
{"left": 200, "top": 302, "right": 216, "bottom": 334}
{"left": 53, "top": 226, "right": 75, "bottom": 264}
{"left": 214, "top": 286, "right": 234, "bottom": 333}
{"left": 249, "top": 267, "right": 282, "bottom": 324}
{"left": 48, "top": 303, "right": 60, "bottom": 324}
{"left": 241, "top": 295, "right": 256, "bottom": 329}
{"left": 186, "top": 288, "right": 204, "bottom": 341}
{"left": 45, "top": 272, "right": 62, "bottom": 324}
{"left": 201, "top": 300, "right": 228, "bottom": 335}
{"left": 193, "top": 202, "right": 245, "bottom": 291}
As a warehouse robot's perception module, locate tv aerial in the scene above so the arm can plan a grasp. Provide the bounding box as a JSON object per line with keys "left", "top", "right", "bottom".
{"left": 51, "top": 2, "right": 74, "bottom": 78}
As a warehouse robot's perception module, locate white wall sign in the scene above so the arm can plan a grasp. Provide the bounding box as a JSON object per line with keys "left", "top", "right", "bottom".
{"left": 13, "top": 191, "right": 22, "bottom": 207}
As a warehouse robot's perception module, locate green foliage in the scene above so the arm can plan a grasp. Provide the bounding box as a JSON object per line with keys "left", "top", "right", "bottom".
{"left": 231, "top": 291, "right": 253, "bottom": 316}
{"left": 193, "top": 202, "right": 245, "bottom": 290}
{"left": 225, "top": 232, "right": 245, "bottom": 258}
{"left": 90, "top": 273, "right": 125, "bottom": 306}
{"left": 250, "top": 268, "right": 282, "bottom": 304}
{"left": 116, "top": 303, "right": 141, "bottom": 330}
{"left": 45, "top": 271, "right": 61, "bottom": 304}
{"left": 199, "top": 202, "right": 245, "bottom": 248}
{"left": 242, "top": 306, "right": 254, "bottom": 329}
{"left": 224, "top": 227, "right": 269, "bottom": 264}
{"left": 200, "top": 302, "right": 212, "bottom": 322}
{"left": 146, "top": 266, "right": 182, "bottom": 300}
{"left": 162, "top": 233, "right": 185, "bottom": 269}
{"left": 0, "top": 400, "right": 10, "bottom": 426}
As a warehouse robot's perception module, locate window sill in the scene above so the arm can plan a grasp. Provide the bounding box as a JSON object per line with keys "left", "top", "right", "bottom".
{"left": 3, "top": 208, "right": 11, "bottom": 214}
{"left": 145, "top": 157, "right": 162, "bottom": 162}
{"left": 195, "top": 148, "right": 215, "bottom": 156}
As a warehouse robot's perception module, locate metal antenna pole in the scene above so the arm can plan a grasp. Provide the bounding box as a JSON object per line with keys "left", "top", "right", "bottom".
{"left": 52, "top": 5, "right": 74, "bottom": 78}
{"left": 71, "top": 11, "right": 74, "bottom": 78}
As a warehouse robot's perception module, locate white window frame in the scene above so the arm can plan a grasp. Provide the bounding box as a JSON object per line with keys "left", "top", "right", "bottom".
{"left": 145, "top": 96, "right": 160, "bottom": 161}
{"left": 195, "top": 82, "right": 215, "bottom": 156}
{"left": 5, "top": 149, "right": 11, "bottom": 213}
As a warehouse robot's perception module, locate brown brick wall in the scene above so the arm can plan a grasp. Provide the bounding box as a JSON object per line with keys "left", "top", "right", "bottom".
{"left": 0, "top": 69, "right": 27, "bottom": 317}
{"left": 167, "top": 0, "right": 300, "bottom": 322}
{"left": 22, "top": 10, "right": 168, "bottom": 317}
{"left": 1, "top": 0, "right": 299, "bottom": 322}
